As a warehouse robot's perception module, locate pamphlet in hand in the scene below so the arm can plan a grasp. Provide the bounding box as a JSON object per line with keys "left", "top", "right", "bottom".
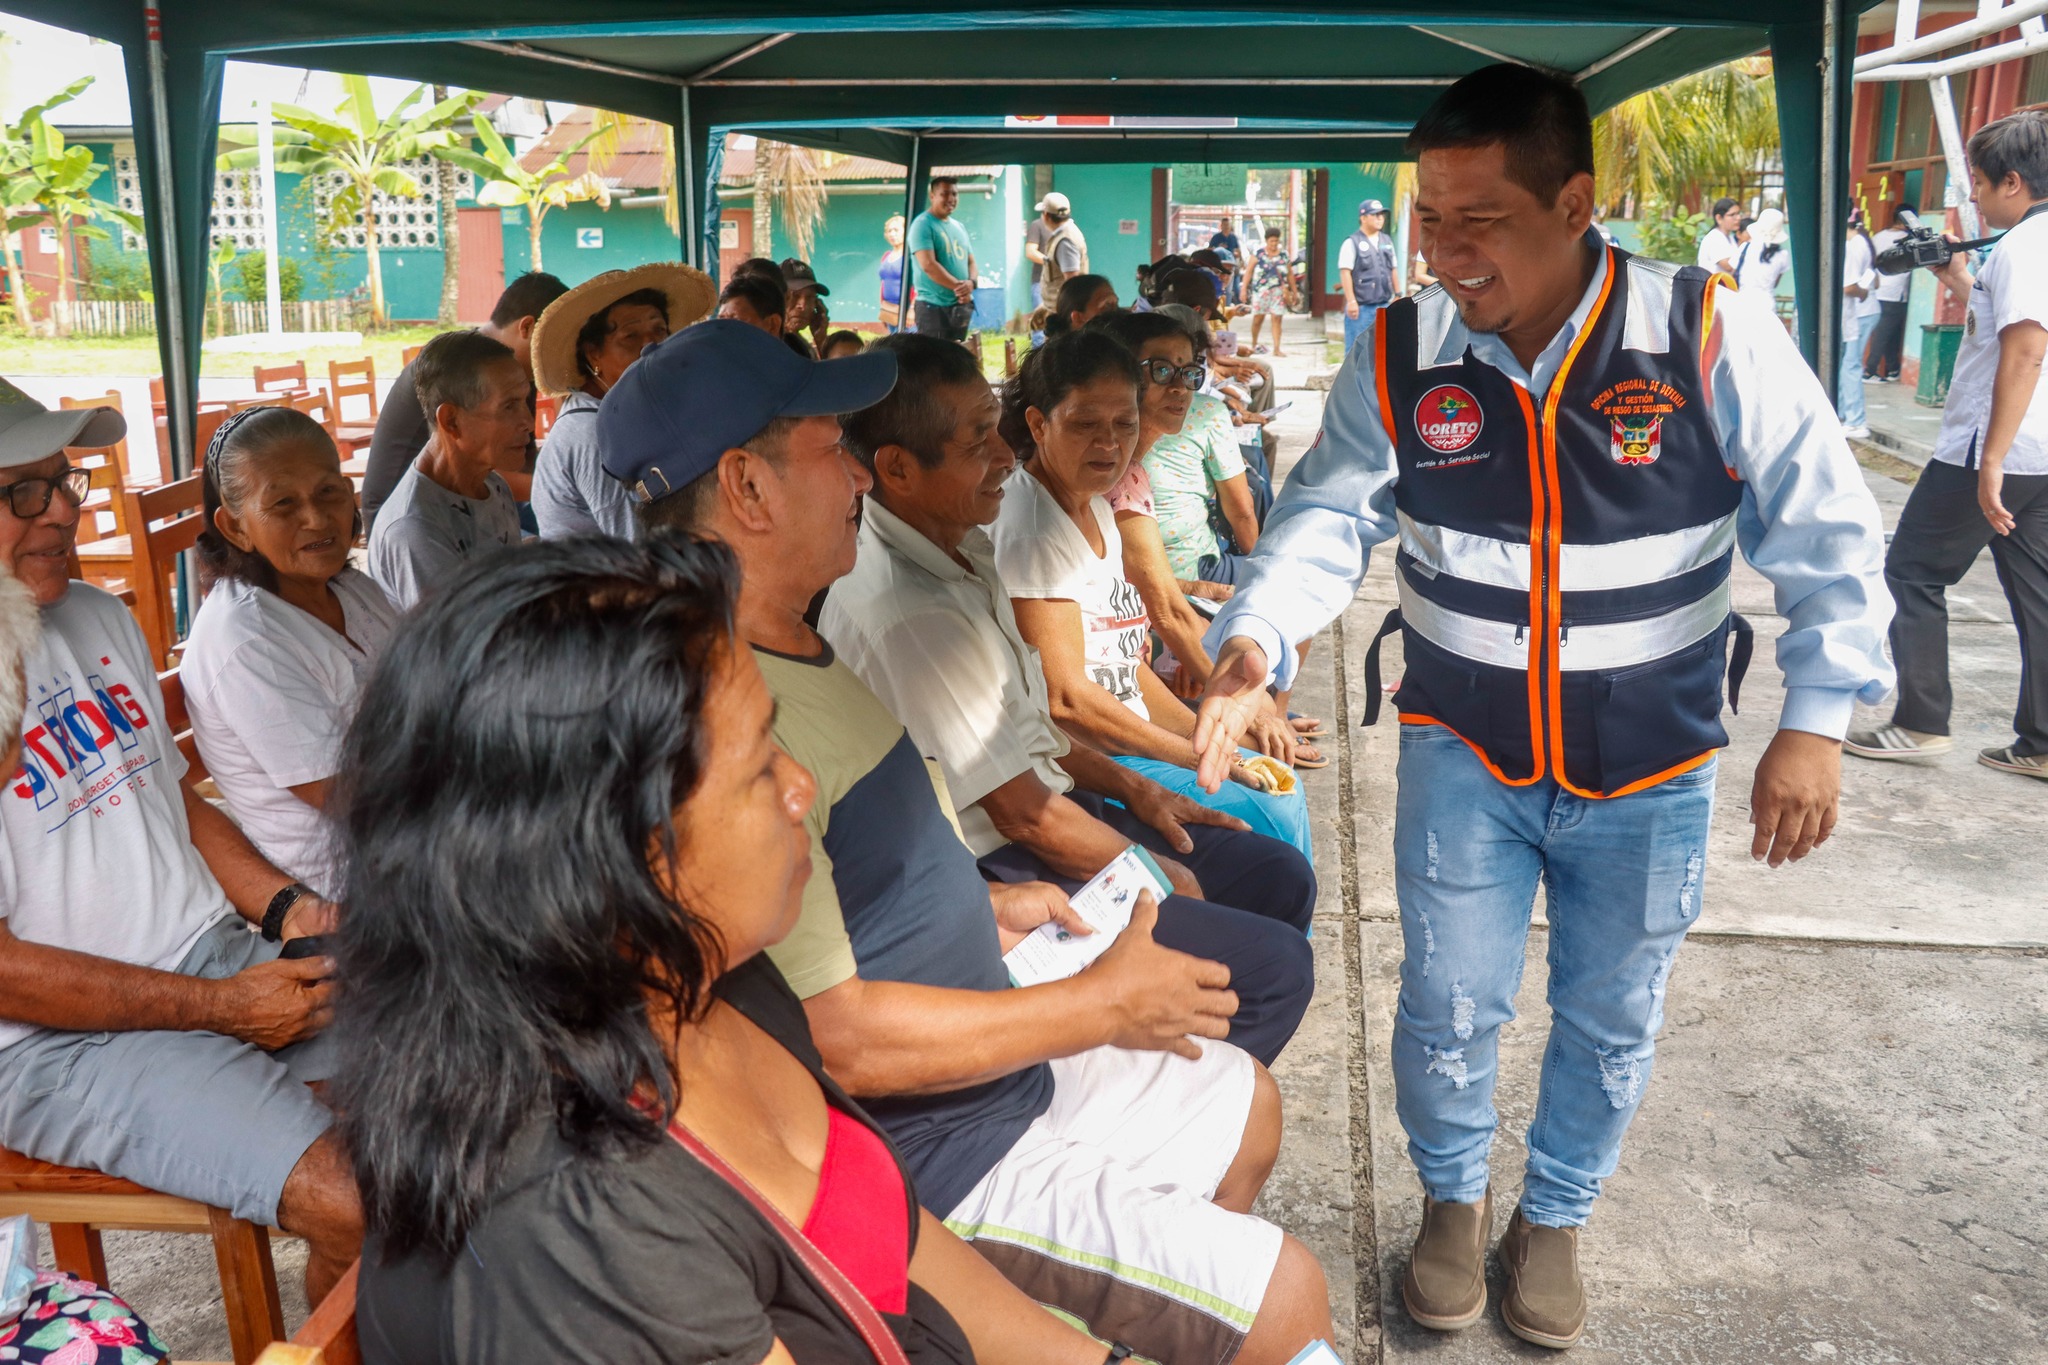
{"left": 1259, "top": 401, "right": 1294, "bottom": 420}
{"left": 1283, "top": 1342, "right": 1345, "bottom": 1365}
{"left": 1003, "top": 845, "right": 1174, "bottom": 987}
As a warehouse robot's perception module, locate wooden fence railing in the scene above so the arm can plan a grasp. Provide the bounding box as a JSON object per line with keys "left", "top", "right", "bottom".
{"left": 47, "top": 298, "right": 371, "bottom": 338}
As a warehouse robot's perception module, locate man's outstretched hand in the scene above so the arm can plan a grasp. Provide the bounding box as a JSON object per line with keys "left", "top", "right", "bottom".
{"left": 1750, "top": 729, "right": 1843, "bottom": 868}
{"left": 1192, "top": 637, "right": 1272, "bottom": 792}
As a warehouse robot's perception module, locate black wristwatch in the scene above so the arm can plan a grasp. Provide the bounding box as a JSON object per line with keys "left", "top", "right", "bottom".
{"left": 1104, "top": 1345, "right": 1134, "bottom": 1365}
{"left": 260, "top": 881, "right": 311, "bottom": 942}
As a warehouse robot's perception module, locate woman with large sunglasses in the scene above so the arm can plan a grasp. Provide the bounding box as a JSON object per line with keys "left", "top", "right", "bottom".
{"left": 989, "top": 329, "right": 1314, "bottom": 865}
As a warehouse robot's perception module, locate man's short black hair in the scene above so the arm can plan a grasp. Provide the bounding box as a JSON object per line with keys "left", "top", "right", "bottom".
{"left": 1737, "top": 216, "right": 1757, "bottom": 234}
{"left": 1968, "top": 110, "right": 2048, "bottom": 199}
{"left": 719, "top": 272, "right": 786, "bottom": 320}
{"left": 930, "top": 174, "right": 960, "bottom": 192}
{"left": 1406, "top": 62, "right": 1594, "bottom": 206}
{"left": 414, "top": 329, "right": 517, "bottom": 419}
{"left": 488, "top": 271, "right": 568, "bottom": 328}
{"left": 1712, "top": 197, "right": 1741, "bottom": 219}
{"left": 840, "top": 333, "right": 985, "bottom": 472}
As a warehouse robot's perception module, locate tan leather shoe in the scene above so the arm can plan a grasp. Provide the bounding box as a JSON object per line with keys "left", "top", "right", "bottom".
{"left": 1400, "top": 1189, "right": 1490, "bottom": 1331}
{"left": 1498, "top": 1208, "right": 1587, "bottom": 1349}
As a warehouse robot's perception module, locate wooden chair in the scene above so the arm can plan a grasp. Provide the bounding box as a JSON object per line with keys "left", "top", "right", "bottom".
{"left": 252, "top": 1262, "right": 359, "bottom": 1365}
{"left": 533, "top": 393, "right": 560, "bottom": 443}
{"left": 325, "top": 358, "right": 378, "bottom": 459}
{"left": 0, "top": 1144, "right": 285, "bottom": 1363}
{"left": 120, "top": 475, "right": 205, "bottom": 667}
{"left": 60, "top": 393, "right": 140, "bottom": 593}
{"left": 1004, "top": 337, "right": 1020, "bottom": 378}
{"left": 149, "top": 376, "right": 231, "bottom": 425}
{"left": 252, "top": 361, "right": 309, "bottom": 399}
{"left": 401, "top": 343, "right": 423, "bottom": 367}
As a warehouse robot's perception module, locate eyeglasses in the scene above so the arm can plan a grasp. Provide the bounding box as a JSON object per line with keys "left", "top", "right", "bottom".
{"left": 1140, "top": 359, "right": 1207, "bottom": 391}
{"left": 0, "top": 466, "right": 91, "bottom": 520}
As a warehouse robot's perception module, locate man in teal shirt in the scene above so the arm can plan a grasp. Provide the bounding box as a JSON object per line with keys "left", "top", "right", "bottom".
{"left": 908, "top": 175, "right": 977, "bottom": 342}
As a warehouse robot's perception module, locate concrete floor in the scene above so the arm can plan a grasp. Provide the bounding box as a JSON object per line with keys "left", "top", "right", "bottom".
{"left": 40, "top": 313, "right": 2048, "bottom": 1363}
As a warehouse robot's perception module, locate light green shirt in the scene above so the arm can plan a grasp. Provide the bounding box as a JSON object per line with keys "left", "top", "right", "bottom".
{"left": 1141, "top": 392, "right": 1247, "bottom": 580}
{"left": 907, "top": 210, "right": 974, "bottom": 308}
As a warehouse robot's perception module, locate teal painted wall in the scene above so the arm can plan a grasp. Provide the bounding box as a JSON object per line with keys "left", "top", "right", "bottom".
{"left": 517, "top": 201, "right": 683, "bottom": 287}
{"left": 1321, "top": 164, "right": 1399, "bottom": 293}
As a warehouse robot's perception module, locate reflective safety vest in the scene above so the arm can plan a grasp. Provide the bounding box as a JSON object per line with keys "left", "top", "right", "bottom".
{"left": 1042, "top": 220, "right": 1090, "bottom": 296}
{"left": 1362, "top": 245, "right": 1752, "bottom": 798}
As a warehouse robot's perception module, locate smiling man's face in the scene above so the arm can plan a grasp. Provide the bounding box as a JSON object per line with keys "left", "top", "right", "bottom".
{"left": 1414, "top": 141, "right": 1595, "bottom": 342}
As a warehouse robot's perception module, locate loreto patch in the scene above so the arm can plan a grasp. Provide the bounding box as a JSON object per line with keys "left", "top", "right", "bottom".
{"left": 1590, "top": 377, "right": 1687, "bottom": 466}
{"left": 1414, "top": 384, "right": 1482, "bottom": 455}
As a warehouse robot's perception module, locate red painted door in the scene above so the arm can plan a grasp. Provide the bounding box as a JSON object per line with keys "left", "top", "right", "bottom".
{"left": 456, "top": 207, "right": 506, "bottom": 324}
{"left": 718, "top": 208, "right": 752, "bottom": 284}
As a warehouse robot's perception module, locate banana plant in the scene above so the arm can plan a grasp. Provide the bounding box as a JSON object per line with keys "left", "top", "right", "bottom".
{"left": 435, "top": 113, "right": 610, "bottom": 275}
{"left": 219, "top": 76, "right": 480, "bottom": 326}
{"left": 0, "top": 77, "right": 144, "bottom": 335}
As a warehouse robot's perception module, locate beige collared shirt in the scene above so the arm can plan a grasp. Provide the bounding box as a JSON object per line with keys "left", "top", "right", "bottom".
{"left": 819, "top": 497, "right": 1073, "bottom": 857}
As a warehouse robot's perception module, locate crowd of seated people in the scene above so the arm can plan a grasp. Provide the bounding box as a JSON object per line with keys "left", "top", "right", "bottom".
{"left": 0, "top": 222, "right": 1346, "bottom": 1364}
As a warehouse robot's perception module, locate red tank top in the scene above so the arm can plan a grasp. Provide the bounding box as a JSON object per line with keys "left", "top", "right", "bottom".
{"left": 801, "top": 1107, "right": 910, "bottom": 1314}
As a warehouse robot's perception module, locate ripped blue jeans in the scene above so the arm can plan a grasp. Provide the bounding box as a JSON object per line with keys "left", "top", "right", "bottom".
{"left": 1390, "top": 722, "right": 1716, "bottom": 1227}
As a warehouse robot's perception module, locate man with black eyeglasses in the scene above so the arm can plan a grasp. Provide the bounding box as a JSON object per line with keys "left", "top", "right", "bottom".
{"left": 0, "top": 377, "right": 364, "bottom": 1309}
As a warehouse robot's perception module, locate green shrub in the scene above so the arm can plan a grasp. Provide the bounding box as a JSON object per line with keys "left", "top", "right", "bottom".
{"left": 228, "top": 250, "right": 305, "bottom": 303}
{"left": 80, "top": 245, "right": 153, "bottom": 301}
{"left": 1635, "top": 200, "right": 1714, "bottom": 266}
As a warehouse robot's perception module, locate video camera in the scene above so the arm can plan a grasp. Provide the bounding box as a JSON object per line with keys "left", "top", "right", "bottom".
{"left": 1876, "top": 209, "right": 1998, "bottom": 276}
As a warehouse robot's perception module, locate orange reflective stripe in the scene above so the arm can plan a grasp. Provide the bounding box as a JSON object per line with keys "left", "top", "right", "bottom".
{"left": 1514, "top": 383, "right": 1546, "bottom": 781}
{"left": 1557, "top": 747, "right": 1720, "bottom": 800}
{"left": 1699, "top": 272, "right": 1735, "bottom": 410}
{"left": 1540, "top": 247, "right": 1617, "bottom": 796}
{"left": 1374, "top": 308, "right": 1398, "bottom": 445}
{"left": 1395, "top": 713, "right": 1544, "bottom": 786}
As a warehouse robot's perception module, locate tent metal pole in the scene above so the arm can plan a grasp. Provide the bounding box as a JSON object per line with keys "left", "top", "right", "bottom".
{"left": 686, "top": 33, "right": 792, "bottom": 82}
{"left": 462, "top": 39, "right": 689, "bottom": 86}
{"left": 1575, "top": 27, "right": 1677, "bottom": 82}
{"left": 1864, "top": 29, "right": 2048, "bottom": 79}
{"left": 680, "top": 88, "right": 698, "bottom": 269}
{"left": 1816, "top": 0, "right": 1845, "bottom": 406}
{"left": 142, "top": 2, "right": 194, "bottom": 481}
{"left": 902, "top": 135, "right": 924, "bottom": 323}
{"left": 695, "top": 75, "right": 1453, "bottom": 87}
{"left": 1852, "top": 0, "right": 2048, "bottom": 70}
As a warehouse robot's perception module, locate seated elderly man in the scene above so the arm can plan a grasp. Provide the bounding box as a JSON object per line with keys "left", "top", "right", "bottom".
{"left": 0, "top": 379, "right": 360, "bottom": 1306}
{"left": 360, "top": 270, "right": 568, "bottom": 533}
{"left": 603, "top": 322, "right": 1329, "bottom": 1365}
{"left": 368, "top": 329, "right": 528, "bottom": 608}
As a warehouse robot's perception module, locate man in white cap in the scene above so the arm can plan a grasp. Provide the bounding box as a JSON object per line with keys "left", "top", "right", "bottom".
{"left": 1024, "top": 190, "right": 1089, "bottom": 306}
{"left": 1338, "top": 197, "right": 1400, "bottom": 356}
{"left": 0, "top": 376, "right": 362, "bottom": 1307}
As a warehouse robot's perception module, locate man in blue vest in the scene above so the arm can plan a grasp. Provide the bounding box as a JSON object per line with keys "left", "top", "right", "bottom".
{"left": 1339, "top": 197, "right": 1400, "bottom": 356}
{"left": 1193, "top": 64, "right": 1894, "bottom": 1349}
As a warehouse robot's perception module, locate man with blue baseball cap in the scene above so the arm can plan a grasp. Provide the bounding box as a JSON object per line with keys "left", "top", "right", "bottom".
{"left": 1338, "top": 196, "right": 1400, "bottom": 356}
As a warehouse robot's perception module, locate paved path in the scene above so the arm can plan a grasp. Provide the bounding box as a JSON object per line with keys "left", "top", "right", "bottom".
{"left": 44, "top": 314, "right": 2048, "bottom": 1362}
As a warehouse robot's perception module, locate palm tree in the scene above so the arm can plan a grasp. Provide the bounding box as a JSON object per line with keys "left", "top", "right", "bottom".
{"left": 436, "top": 114, "right": 610, "bottom": 275}
{"left": 584, "top": 111, "right": 679, "bottom": 233}
{"left": 218, "top": 77, "right": 479, "bottom": 326}
{"left": 1593, "top": 58, "right": 1780, "bottom": 216}
{"left": 433, "top": 84, "right": 462, "bottom": 327}
{"left": 1, "top": 77, "right": 144, "bottom": 336}
{"left": 750, "top": 139, "right": 835, "bottom": 263}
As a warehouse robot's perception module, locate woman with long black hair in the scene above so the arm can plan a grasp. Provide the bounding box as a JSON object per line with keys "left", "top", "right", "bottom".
{"left": 335, "top": 533, "right": 1109, "bottom": 1365}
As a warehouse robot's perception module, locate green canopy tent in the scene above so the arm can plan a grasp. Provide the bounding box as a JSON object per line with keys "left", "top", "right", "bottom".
{"left": 4, "top": 0, "right": 1865, "bottom": 479}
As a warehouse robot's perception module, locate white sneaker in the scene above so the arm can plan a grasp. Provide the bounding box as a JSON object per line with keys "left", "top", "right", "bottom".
{"left": 1845, "top": 723, "right": 1952, "bottom": 760}
{"left": 1978, "top": 746, "right": 2048, "bottom": 780}
{"left": 1841, "top": 425, "right": 1872, "bottom": 440}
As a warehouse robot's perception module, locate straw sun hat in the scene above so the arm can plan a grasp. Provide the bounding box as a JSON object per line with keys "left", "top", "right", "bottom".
{"left": 530, "top": 262, "right": 717, "bottom": 396}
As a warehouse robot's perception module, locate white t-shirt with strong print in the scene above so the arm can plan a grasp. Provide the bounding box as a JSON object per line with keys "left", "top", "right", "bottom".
{"left": 1935, "top": 209, "right": 2048, "bottom": 478}
{"left": 181, "top": 569, "right": 401, "bottom": 899}
{"left": 1, "top": 584, "right": 236, "bottom": 1052}
{"left": 988, "top": 468, "right": 1152, "bottom": 720}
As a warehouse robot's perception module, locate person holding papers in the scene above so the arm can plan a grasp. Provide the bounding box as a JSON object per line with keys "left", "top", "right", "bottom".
{"left": 596, "top": 318, "right": 1331, "bottom": 1365}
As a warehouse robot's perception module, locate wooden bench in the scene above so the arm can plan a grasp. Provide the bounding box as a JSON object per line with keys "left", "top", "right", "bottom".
{"left": 250, "top": 1261, "right": 358, "bottom": 1365}
{"left": 0, "top": 1148, "right": 287, "bottom": 1363}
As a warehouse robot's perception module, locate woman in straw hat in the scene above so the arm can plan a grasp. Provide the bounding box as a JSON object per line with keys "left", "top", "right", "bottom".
{"left": 529, "top": 263, "right": 716, "bottom": 540}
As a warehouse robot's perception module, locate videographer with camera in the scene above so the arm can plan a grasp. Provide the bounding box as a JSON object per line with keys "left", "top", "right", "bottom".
{"left": 1847, "top": 111, "right": 2048, "bottom": 779}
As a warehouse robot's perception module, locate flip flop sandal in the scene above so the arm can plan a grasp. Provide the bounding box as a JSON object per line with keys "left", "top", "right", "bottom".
{"left": 1291, "top": 745, "right": 1331, "bottom": 770}
{"left": 1288, "top": 712, "right": 1330, "bottom": 741}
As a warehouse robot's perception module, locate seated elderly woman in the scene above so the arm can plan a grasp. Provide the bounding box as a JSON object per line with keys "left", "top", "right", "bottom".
{"left": 183, "top": 406, "right": 401, "bottom": 900}
{"left": 1087, "top": 312, "right": 1324, "bottom": 770}
{"left": 336, "top": 533, "right": 1117, "bottom": 1365}
{"left": 989, "top": 330, "right": 1313, "bottom": 865}
{"left": 530, "top": 263, "right": 716, "bottom": 539}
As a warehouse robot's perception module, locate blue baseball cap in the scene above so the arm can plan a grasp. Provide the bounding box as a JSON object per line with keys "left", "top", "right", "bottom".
{"left": 1358, "top": 198, "right": 1388, "bottom": 217}
{"left": 599, "top": 319, "right": 898, "bottom": 503}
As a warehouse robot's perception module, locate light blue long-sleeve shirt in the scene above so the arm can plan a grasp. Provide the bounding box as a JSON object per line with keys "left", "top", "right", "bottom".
{"left": 1207, "top": 241, "right": 1896, "bottom": 740}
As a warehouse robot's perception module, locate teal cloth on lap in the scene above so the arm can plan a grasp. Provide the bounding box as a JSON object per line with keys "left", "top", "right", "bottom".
{"left": 1114, "top": 750, "right": 1315, "bottom": 871}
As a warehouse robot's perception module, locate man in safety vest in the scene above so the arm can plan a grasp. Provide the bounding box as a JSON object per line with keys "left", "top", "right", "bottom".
{"left": 1193, "top": 64, "right": 1894, "bottom": 1349}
